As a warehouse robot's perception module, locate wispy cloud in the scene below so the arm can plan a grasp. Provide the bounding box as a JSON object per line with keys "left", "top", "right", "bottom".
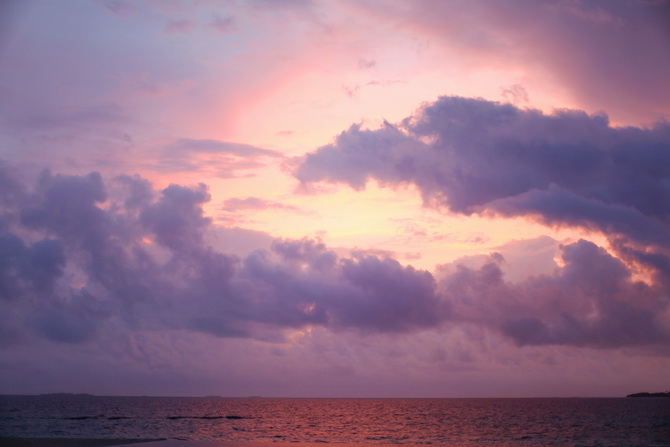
{"left": 222, "top": 196, "right": 301, "bottom": 212}
{"left": 153, "top": 139, "right": 284, "bottom": 177}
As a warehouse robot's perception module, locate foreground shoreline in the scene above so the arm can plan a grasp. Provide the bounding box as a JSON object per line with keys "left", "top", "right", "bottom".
{"left": 0, "top": 440, "right": 295, "bottom": 447}
{"left": 0, "top": 440, "right": 438, "bottom": 447}
{"left": 0, "top": 439, "right": 165, "bottom": 447}
{"left": 0, "top": 441, "right": 486, "bottom": 447}
{"left": 0, "top": 441, "right": 444, "bottom": 447}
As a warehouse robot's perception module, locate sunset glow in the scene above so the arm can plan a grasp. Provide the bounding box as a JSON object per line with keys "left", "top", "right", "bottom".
{"left": 1, "top": 0, "right": 669, "bottom": 398}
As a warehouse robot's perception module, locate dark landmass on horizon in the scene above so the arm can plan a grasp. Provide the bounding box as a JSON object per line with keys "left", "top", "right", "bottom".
{"left": 626, "top": 392, "right": 670, "bottom": 398}
{"left": 4, "top": 392, "right": 669, "bottom": 398}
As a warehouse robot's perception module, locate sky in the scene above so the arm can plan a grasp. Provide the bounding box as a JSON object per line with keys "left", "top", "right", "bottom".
{"left": 1, "top": 0, "right": 670, "bottom": 398}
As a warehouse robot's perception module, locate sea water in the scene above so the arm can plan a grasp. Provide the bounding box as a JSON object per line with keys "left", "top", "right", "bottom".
{"left": 1, "top": 395, "right": 669, "bottom": 446}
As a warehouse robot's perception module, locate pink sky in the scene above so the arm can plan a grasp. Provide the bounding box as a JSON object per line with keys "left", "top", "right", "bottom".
{"left": 0, "top": 0, "right": 669, "bottom": 397}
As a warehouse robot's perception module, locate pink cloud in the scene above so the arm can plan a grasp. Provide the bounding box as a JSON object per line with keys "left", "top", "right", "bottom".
{"left": 222, "top": 196, "right": 301, "bottom": 212}
{"left": 208, "top": 14, "right": 235, "bottom": 33}
{"left": 353, "top": 0, "right": 670, "bottom": 124}
{"left": 102, "top": 0, "right": 137, "bottom": 17}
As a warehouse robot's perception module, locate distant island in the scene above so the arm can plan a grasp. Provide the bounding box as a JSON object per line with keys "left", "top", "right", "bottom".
{"left": 627, "top": 391, "right": 670, "bottom": 398}
{"left": 39, "top": 392, "right": 95, "bottom": 397}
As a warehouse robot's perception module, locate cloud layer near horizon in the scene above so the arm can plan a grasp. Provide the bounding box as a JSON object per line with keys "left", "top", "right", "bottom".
{"left": 2, "top": 146, "right": 668, "bottom": 351}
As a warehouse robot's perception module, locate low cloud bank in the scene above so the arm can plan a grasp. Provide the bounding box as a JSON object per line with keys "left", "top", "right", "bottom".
{"left": 1, "top": 155, "right": 668, "bottom": 350}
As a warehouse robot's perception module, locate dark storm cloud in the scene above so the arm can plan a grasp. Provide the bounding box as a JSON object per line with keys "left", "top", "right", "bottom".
{"left": 295, "top": 96, "right": 670, "bottom": 280}
{"left": 1, "top": 160, "right": 668, "bottom": 350}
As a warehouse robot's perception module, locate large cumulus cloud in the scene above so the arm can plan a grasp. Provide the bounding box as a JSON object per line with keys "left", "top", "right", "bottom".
{"left": 295, "top": 96, "right": 670, "bottom": 285}
{"left": 1, "top": 158, "right": 668, "bottom": 351}
{"left": 440, "top": 240, "right": 667, "bottom": 348}
{"left": 0, "top": 167, "right": 444, "bottom": 345}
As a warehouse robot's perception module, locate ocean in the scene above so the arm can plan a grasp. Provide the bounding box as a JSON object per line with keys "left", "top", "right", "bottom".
{"left": 1, "top": 395, "right": 668, "bottom": 446}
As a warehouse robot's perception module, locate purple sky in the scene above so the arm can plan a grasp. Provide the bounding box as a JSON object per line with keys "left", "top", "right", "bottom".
{"left": 1, "top": 0, "right": 669, "bottom": 397}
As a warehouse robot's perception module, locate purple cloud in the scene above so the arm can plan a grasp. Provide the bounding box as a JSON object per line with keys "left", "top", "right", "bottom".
{"left": 0, "top": 167, "right": 443, "bottom": 344}
{"left": 102, "top": 1, "right": 137, "bottom": 18}
{"left": 363, "top": 0, "right": 670, "bottom": 124}
{"left": 440, "top": 240, "right": 667, "bottom": 348}
{"left": 141, "top": 183, "right": 211, "bottom": 253}
{"left": 164, "top": 139, "right": 282, "bottom": 158}
{"left": 209, "top": 14, "right": 234, "bottom": 33}
{"left": 222, "top": 196, "right": 301, "bottom": 213}
{"left": 295, "top": 96, "right": 670, "bottom": 286}
{"left": 154, "top": 139, "right": 284, "bottom": 177}
{"left": 165, "top": 19, "right": 195, "bottom": 35}
{"left": 1, "top": 163, "right": 667, "bottom": 350}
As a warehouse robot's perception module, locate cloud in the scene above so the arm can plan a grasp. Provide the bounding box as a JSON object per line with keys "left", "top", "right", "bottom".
{"left": 358, "top": 58, "right": 376, "bottom": 69}
{"left": 439, "top": 240, "right": 668, "bottom": 348}
{"left": 358, "top": 0, "right": 670, "bottom": 124}
{"left": 102, "top": 0, "right": 137, "bottom": 18}
{"left": 219, "top": 196, "right": 308, "bottom": 225}
{"left": 0, "top": 168, "right": 445, "bottom": 345}
{"left": 6, "top": 102, "right": 131, "bottom": 132}
{"left": 209, "top": 14, "right": 234, "bottom": 33}
{"left": 165, "top": 19, "right": 195, "bottom": 35}
{"left": 222, "top": 197, "right": 301, "bottom": 213}
{"left": 165, "top": 139, "right": 282, "bottom": 158}
{"left": 294, "top": 95, "right": 670, "bottom": 348}
{"left": 296, "top": 120, "right": 413, "bottom": 191}
{"left": 295, "top": 96, "right": 670, "bottom": 283}
{"left": 154, "top": 139, "right": 284, "bottom": 177}
{"left": 500, "top": 84, "right": 529, "bottom": 105}
{"left": 140, "top": 183, "right": 211, "bottom": 253}
{"left": 1, "top": 163, "right": 667, "bottom": 351}
{"left": 249, "top": 0, "right": 314, "bottom": 10}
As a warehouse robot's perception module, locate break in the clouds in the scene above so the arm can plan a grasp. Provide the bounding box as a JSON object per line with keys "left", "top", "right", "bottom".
{"left": 1, "top": 160, "right": 668, "bottom": 350}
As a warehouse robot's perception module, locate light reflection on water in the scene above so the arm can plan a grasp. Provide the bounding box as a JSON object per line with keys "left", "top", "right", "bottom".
{"left": 1, "top": 396, "right": 669, "bottom": 446}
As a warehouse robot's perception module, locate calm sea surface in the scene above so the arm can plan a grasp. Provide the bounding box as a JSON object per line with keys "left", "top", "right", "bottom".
{"left": 1, "top": 396, "right": 669, "bottom": 446}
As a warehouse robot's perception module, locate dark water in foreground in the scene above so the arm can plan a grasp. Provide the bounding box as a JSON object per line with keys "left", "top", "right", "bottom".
{"left": 1, "top": 395, "right": 669, "bottom": 446}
